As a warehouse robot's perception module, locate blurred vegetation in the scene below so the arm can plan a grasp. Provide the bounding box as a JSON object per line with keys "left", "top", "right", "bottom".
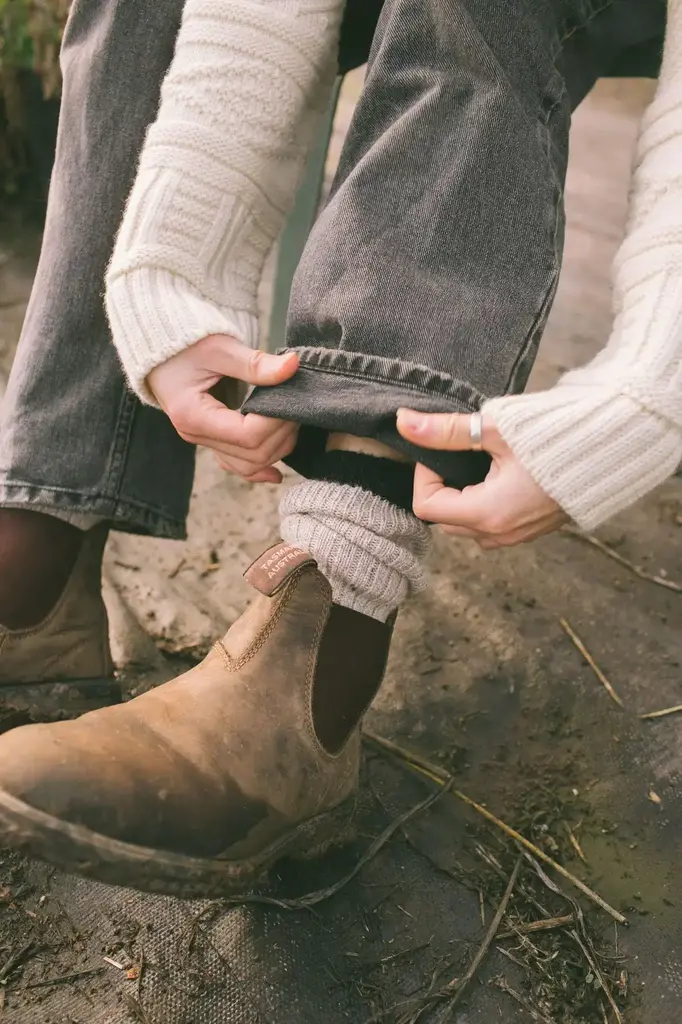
{"left": 1, "top": 0, "right": 69, "bottom": 216}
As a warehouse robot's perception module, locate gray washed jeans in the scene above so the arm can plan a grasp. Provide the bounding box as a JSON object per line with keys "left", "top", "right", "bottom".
{"left": 0, "top": 0, "right": 665, "bottom": 538}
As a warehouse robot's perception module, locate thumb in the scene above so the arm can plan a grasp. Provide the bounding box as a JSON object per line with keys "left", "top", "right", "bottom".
{"left": 397, "top": 408, "right": 477, "bottom": 451}
{"left": 203, "top": 336, "right": 299, "bottom": 387}
{"left": 245, "top": 348, "right": 300, "bottom": 387}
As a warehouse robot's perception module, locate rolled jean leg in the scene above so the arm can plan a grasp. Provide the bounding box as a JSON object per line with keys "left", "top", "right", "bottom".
{"left": 245, "top": 0, "right": 666, "bottom": 490}
{"left": 0, "top": 0, "right": 193, "bottom": 538}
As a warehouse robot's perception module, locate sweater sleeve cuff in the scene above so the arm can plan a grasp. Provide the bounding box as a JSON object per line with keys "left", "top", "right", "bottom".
{"left": 483, "top": 386, "right": 682, "bottom": 530}
{"left": 105, "top": 268, "right": 260, "bottom": 405}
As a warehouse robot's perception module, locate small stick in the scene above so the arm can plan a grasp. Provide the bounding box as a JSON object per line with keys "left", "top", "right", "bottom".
{"left": 497, "top": 914, "right": 574, "bottom": 940}
{"left": 103, "top": 956, "right": 125, "bottom": 970}
{"left": 374, "top": 861, "right": 523, "bottom": 1024}
{"left": 496, "top": 945, "right": 529, "bottom": 972}
{"left": 364, "top": 731, "right": 627, "bottom": 924}
{"left": 639, "top": 703, "right": 682, "bottom": 721}
{"left": 570, "top": 930, "right": 623, "bottom": 1024}
{"left": 136, "top": 949, "right": 145, "bottom": 1002}
{"left": 560, "top": 618, "right": 624, "bottom": 708}
{"left": 167, "top": 558, "right": 185, "bottom": 579}
{"left": 567, "top": 826, "right": 587, "bottom": 864}
{"left": 493, "top": 977, "right": 559, "bottom": 1024}
{"left": 562, "top": 526, "right": 682, "bottom": 593}
{"left": 0, "top": 944, "right": 35, "bottom": 983}
{"left": 24, "top": 967, "right": 105, "bottom": 990}
{"left": 123, "top": 994, "right": 153, "bottom": 1024}
{"left": 436, "top": 857, "right": 522, "bottom": 1021}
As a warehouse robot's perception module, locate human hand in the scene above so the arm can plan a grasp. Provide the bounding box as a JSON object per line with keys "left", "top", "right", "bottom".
{"left": 396, "top": 409, "right": 568, "bottom": 548}
{"left": 148, "top": 335, "right": 299, "bottom": 483}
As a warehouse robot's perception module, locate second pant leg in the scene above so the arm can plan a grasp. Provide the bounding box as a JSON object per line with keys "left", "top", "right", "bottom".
{"left": 246, "top": 0, "right": 665, "bottom": 490}
{"left": 0, "top": 0, "right": 193, "bottom": 538}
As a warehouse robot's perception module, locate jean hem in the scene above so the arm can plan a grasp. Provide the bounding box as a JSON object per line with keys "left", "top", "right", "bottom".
{"left": 0, "top": 480, "right": 187, "bottom": 540}
{"left": 244, "top": 349, "right": 494, "bottom": 492}
{"left": 280, "top": 346, "right": 490, "bottom": 409}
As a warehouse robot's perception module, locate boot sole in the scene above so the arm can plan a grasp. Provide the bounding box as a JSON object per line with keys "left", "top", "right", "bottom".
{"left": 0, "top": 678, "right": 122, "bottom": 728}
{"left": 0, "top": 787, "right": 357, "bottom": 898}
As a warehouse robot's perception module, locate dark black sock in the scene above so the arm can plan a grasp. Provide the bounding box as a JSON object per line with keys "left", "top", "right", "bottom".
{"left": 303, "top": 450, "right": 415, "bottom": 514}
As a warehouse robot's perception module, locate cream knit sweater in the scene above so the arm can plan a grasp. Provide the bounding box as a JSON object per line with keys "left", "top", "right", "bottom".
{"left": 106, "top": 0, "right": 343, "bottom": 402}
{"left": 106, "top": 0, "right": 682, "bottom": 531}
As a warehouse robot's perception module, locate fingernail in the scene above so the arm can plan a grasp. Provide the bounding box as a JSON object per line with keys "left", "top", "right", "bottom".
{"left": 397, "top": 409, "right": 427, "bottom": 434}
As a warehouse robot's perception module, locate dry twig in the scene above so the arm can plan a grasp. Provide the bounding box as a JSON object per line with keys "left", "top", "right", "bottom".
{"left": 566, "top": 826, "right": 587, "bottom": 864}
{"left": 493, "top": 976, "right": 559, "bottom": 1024}
{"left": 24, "top": 968, "right": 105, "bottom": 990}
{"left": 364, "top": 731, "right": 627, "bottom": 925}
{"left": 563, "top": 526, "right": 682, "bottom": 593}
{"left": 639, "top": 703, "right": 682, "bottom": 721}
{"left": 521, "top": 851, "right": 623, "bottom": 1024}
{"left": 435, "top": 857, "right": 522, "bottom": 1022}
{"left": 0, "top": 944, "right": 35, "bottom": 984}
{"left": 570, "top": 931, "right": 623, "bottom": 1024}
{"left": 560, "top": 618, "right": 624, "bottom": 708}
{"left": 136, "top": 949, "right": 146, "bottom": 1002}
{"left": 497, "top": 915, "right": 574, "bottom": 940}
{"left": 367, "top": 861, "right": 522, "bottom": 1024}
{"left": 123, "top": 993, "right": 153, "bottom": 1024}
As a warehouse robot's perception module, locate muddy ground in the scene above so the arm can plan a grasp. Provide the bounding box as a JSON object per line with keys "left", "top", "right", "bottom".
{"left": 0, "top": 79, "right": 680, "bottom": 1024}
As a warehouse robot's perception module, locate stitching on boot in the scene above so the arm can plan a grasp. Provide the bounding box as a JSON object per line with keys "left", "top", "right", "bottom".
{"left": 216, "top": 568, "right": 330, "bottom": 671}
{"left": 216, "top": 579, "right": 297, "bottom": 670}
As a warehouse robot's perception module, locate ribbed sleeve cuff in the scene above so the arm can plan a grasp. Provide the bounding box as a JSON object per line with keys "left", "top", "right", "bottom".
{"left": 105, "top": 268, "right": 259, "bottom": 404}
{"left": 484, "top": 386, "right": 682, "bottom": 530}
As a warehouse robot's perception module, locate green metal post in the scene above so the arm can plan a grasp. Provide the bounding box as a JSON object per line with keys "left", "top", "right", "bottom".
{"left": 267, "top": 79, "right": 342, "bottom": 352}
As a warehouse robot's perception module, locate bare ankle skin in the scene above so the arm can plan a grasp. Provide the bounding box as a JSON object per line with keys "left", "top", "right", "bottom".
{"left": 326, "top": 433, "right": 410, "bottom": 463}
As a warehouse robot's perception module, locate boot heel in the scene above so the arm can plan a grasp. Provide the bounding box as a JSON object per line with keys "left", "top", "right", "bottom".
{"left": 0, "top": 678, "right": 122, "bottom": 729}
{"left": 289, "top": 793, "right": 358, "bottom": 861}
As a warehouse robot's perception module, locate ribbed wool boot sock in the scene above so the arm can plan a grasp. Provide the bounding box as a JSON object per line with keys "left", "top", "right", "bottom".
{"left": 279, "top": 479, "right": 430, "bottom": 623}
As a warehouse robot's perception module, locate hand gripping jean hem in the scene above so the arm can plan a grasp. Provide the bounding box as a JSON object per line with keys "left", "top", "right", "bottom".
{"left": 243, "top": 347, "right": 495, "bottom": 491}
{"left": 0, "top": 481, "right": 187, "bottom": 539}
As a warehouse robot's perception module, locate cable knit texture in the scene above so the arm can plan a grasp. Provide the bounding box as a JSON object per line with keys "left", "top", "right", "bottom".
{"left": 485, "top": 0, "right": 682, "bottom": 530}
{"left": 106, "top": 0, "right": 343, "bottom": 402}
{"left": 280, "top": 482, "right": 431, "bottom": 622}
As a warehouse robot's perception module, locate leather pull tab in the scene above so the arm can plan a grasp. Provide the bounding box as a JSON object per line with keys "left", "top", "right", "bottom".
{"left": 244, "top": 542, "right": 317, "bottom": 597}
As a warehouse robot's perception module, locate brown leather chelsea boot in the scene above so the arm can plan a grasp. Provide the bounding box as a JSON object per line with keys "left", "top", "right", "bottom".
{"left": 0, "top": 543, "right": 393, "bottom": 897}
{"left": 0, "top": 525, "right": 120, "bottom": 726}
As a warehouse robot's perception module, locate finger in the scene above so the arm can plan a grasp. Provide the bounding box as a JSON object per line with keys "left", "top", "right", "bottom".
{"left": 410, "top": 463, "right": 448, "bottom": 519}
{"left": 215, "top": 455, "right": 283, "bottom": 484}
{"left": 198, "top": 420, "right": 297, "bottom": 467}
{"left": 476, "top": 513, "right": 567, "bottom": 549}
{"left": 412, "top": 463, "right": 494, "bottom": 529}
{"left": 244, "top": 467, "right": 284, "bottom": 484}
{"left": 213, "top": 445, "right": 283, "bottom": 476}
{"left": 201, "top": 336, "right": 299, "bottom": 386}
{"left": 174, "top": 393, "right": 293, "bottom": 452}
{"left": 397, "top": 408, "right": 499, "bottom": 453}
{"left": 441, "top": 524, "right": 483, "bottom": 540}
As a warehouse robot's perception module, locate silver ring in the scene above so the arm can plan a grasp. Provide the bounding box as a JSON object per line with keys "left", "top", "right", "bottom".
{"left": 469, "top": 412, "right": 483, "bottom": 451}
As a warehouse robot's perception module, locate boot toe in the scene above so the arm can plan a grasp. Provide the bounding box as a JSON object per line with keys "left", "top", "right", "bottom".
{"left": 0, "top": 716, "right": 272, "bottom": 859}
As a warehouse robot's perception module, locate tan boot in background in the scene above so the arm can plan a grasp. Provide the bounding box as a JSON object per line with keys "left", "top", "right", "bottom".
{"left": 0, "top": 543, "right": 393, "bottom": 897}
{"left": 0, "top": 525, "right": 120, "bottom": 726}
